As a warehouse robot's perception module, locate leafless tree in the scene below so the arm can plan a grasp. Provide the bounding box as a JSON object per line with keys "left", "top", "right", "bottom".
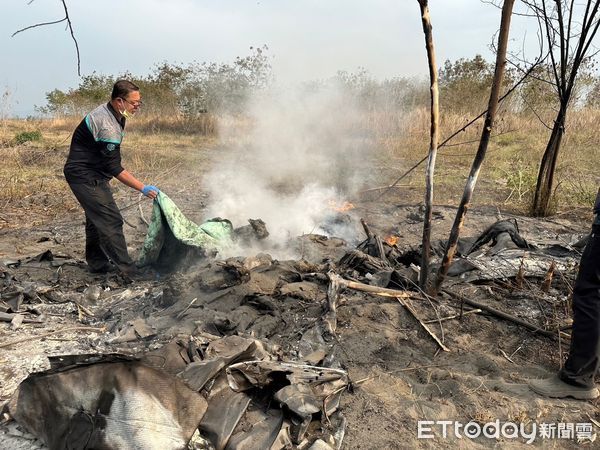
{"left": 523, "top": 0, "right": 600, "bottom": 216}
{"left": 432, "top": 0, "right": 516, "bottom": 295}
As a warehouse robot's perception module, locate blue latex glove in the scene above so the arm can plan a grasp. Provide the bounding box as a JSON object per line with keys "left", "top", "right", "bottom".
{"left": 142, "top": 185, "right": 160, "bottom": 198}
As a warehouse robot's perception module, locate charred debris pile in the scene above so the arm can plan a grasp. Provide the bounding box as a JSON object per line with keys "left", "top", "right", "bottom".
{"left": 0, "top": 216, "right": 586, "bottom": 449}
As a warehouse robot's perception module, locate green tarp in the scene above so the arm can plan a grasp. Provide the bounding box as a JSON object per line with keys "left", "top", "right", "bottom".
{"left": 137, "top": 192, "right": 234, "bottom": 267}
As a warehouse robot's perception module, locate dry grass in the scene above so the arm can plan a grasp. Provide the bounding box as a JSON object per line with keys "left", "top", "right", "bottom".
{"left": 0, "top": 116, "right": 216, "bottom": 228}
{"left": 0, "top": 107, "right": 597, "bottom": 228}
{"left": 0, "top": 119, "right": 75, "bottom": 209}
{"left": 373, "top": 107, "right": 599, "bottom": 215}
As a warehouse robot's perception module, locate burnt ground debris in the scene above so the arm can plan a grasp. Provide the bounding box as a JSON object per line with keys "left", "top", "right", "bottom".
{"left": 1, "top": 189, "right": 599, "bottom": 448}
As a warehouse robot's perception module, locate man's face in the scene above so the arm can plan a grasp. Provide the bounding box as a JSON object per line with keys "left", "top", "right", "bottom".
{"left": 118, "top": 90, "right": 142, "bottom": 116}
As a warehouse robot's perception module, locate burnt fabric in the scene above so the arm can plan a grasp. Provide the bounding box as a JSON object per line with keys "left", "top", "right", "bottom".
{"left": 8, "top": 359, "right": 208, "bottom": 450}
{"left": 137, "top": 191, "right": 234, "bottom": 268}
{"left": 560, "top": 222, "right": 600, "bottom": 388}
{"left": 7, "top": 337, "right": 349, "bottom": 449}
{"left": 68, "top": 180, "right": 135, "bottom": 273}
{"left": 199, "top": 376, "right": 251, "bottom": 450}
{"left": 225, "top": 409, "right": 283, "bottom": 450}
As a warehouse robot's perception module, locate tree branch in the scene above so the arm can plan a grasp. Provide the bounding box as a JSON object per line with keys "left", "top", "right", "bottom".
{"left": 555, "top": 0, "right": 567, "bottom": 88}
{"left": 566, "top": 0, "right": 576, "bottom": 61}
{"left": 521, "top": 94, "right": 554, "bottom": 130}
{"left": 12, "top": 18, "right": 67, "bottom": 37}
{"left": 541, "top": 0, "right": 563, "bottom": 94}
{"left": 60, "top": 0, "right": 81, "bottom": 76}
{"left": 12, "top": 0, "right": 81, "bottom": 76}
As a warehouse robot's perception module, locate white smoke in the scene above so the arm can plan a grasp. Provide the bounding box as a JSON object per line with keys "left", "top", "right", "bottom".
{"left": 203, "top": 82, "right": 374, "bottom": 257}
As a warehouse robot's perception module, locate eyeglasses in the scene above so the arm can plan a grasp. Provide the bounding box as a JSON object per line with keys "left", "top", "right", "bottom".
{"left": 120, "top": 97, "right": 143, "bottom": 107}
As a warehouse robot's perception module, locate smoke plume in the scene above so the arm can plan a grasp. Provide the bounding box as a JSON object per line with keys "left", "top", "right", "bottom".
{"left": 203, "top": 82, "right": 375, "bottom": 257}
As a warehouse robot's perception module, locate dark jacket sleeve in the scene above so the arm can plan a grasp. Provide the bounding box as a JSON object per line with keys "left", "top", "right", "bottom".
{"left": 98, "top": 142, "right": 124, "bottom": 177}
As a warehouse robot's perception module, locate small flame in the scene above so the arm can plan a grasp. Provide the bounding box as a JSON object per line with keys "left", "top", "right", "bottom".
{"left": 385, "top": 235, "right": 399, "bottom": 246}
{"left": 328, "top": 200, "right": 355, "bottom": 213}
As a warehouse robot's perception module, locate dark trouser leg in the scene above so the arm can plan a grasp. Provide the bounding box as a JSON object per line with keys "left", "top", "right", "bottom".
{"left": 84, "top": 214, "right": 110, "bottom": 271}
{"left": 68, "top": 181, "right": 136, "bottom": 274}
{"left": 559, "top": 224, "right": 600, "bottom": 388}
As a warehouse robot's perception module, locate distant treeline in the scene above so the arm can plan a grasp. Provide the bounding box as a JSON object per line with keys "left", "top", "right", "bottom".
{"left": 38, "top": 48, "right": 600, "bottom": 118}
{"left": 38, "top": 46, "right": 272, "bottom": 117}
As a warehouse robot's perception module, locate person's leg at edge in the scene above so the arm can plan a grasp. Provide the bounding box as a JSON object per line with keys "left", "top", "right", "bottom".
{"left": 528, "top": 224, "right": 600, "bottom": 399}
{"left": 559, "top": 224, "right": 600, "bottom": 387}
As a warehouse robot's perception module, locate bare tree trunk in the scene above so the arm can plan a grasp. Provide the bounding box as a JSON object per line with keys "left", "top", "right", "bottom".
{"left": 417, "top": 0, "right": 440, "bottom": 289}
{"left": 527, "top": 0, "right": 600, "bottom": 216}
{"left": 531, "top": 104, "right": 567, "bottom": 216}
{"left": 432, "top": 0, "right": 515, "bottom": 295}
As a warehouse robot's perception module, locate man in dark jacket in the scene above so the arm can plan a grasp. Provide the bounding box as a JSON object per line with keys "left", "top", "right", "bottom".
{"left": 529, "top": 188, "right": 600, "bottom": 399}
{"left": 64, "top": 80, "right": 159, "bottom": 276}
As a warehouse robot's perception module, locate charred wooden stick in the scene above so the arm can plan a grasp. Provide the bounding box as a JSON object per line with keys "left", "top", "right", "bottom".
{"left": 0, "top": 312, "right": 44, "bottom": 324}
{"left": 328, "top": 273, "right": 411, "bottom": 299}
{"left": 176, "top": 297, "right": 198, "bottom": 320}
{"left": 374, "top": 236, "right": 389, "bottom": 266}
{"left": 541, "top": 260, "right": 556, "bottom": 293}
{"left": 401, "top": 298, "right": 450, "bottom": 352}
{"left": 417, "top": 0, "right": 440, "bottom": 290}
{"left": 327, "top": 273, "right": 449, "bottom": 352}
{"left": 432, "top": 0, "right": 516, "bottom": 295}
{"left": 359, "top": 185, "right": 409, "bottom": 194}
{"left": 443, "top": 289, "right": 569, "bottom": 341}
{"left": 422, "top": 309, "right": 482, "bottom": 324}
{"left": 338, "top": 249, "right": 389, "bottom": 273}
{"left": 515, "top": 257, "right": 525, "bottom": 289}
{"left": 359, "top": 218, "right": 389, "bottom": 264}
{"left": 76, "top": 303, "right": 94, "bottom": 317}
{"left": 500, "top": 349, "right": 515, "bottom": 364}
{"left": 360, "top": 218, "right": 374, "bottom": 240}
{"left": 324, "top": 273, "right": 342, "bottom": 335}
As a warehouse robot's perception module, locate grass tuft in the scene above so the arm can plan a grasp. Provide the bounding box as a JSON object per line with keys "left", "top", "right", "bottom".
{"left": 13, "top": 130, "right": 42, "bottom": 145}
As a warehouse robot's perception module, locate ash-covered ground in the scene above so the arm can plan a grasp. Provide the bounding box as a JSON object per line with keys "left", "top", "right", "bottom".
{"left": 1, "top": 173, "right": 598, "bottom": 448}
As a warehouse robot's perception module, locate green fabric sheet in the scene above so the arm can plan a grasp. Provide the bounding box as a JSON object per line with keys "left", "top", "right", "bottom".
{"left": 137, "top": 192, "right": 233, "bottom": 267}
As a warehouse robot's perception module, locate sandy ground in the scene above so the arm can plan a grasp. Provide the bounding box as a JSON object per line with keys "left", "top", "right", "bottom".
{"left": 1, "top": 152, "right": 599, "bottom": 449}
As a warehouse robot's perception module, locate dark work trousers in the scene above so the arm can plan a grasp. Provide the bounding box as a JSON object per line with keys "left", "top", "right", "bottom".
{"left": 559, "top": 223, "right": 600, "bottom": 388}
{"left": 68, "top": 180, "right": 135, "bottom": 274}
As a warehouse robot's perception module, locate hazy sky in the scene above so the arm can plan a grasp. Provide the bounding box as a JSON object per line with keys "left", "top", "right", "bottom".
{"left": 1, "top": 0, "right": 532, "bottom": 116}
